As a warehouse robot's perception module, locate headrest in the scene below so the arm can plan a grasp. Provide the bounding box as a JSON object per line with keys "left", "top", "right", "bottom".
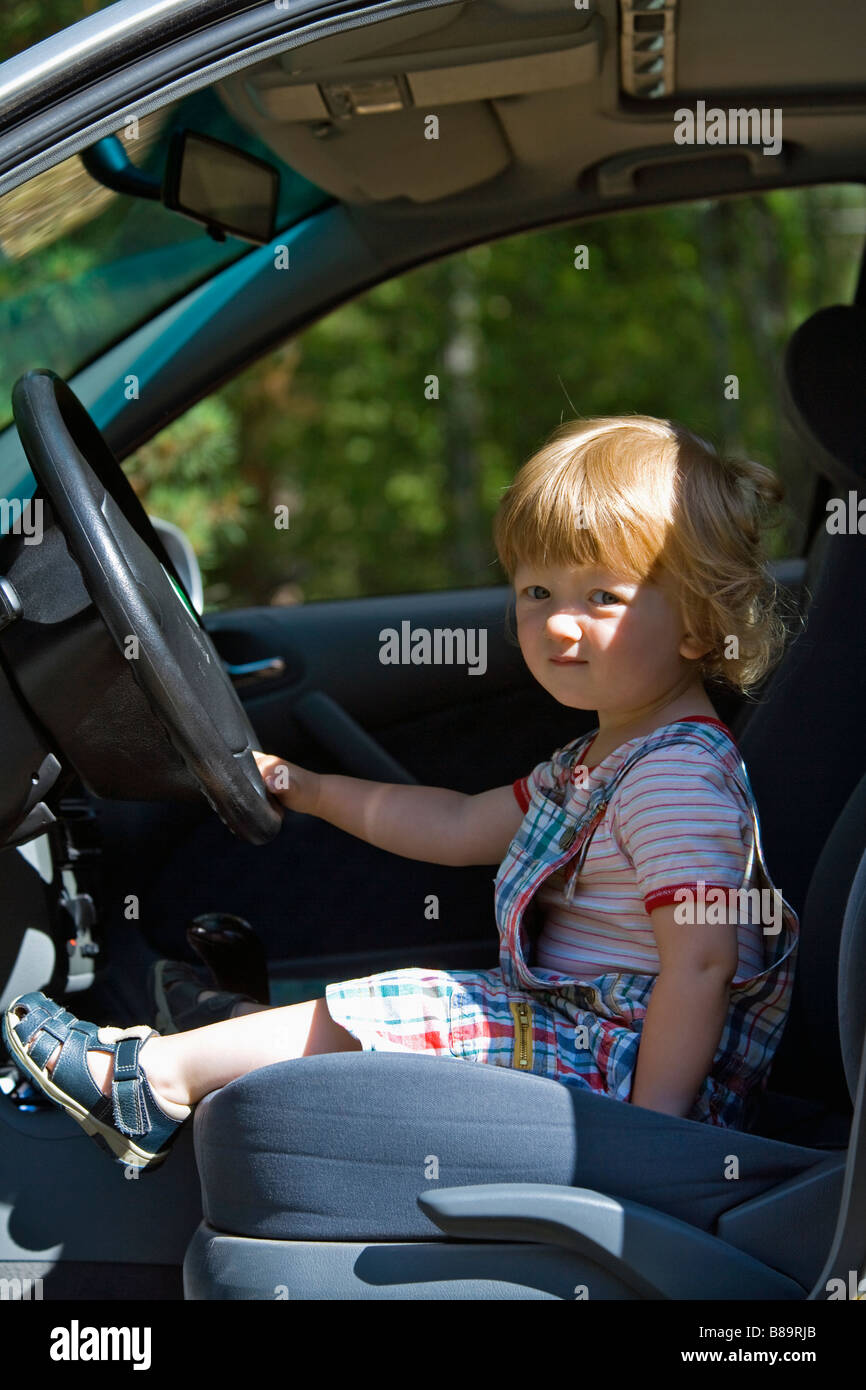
{"left": 782, "top": 304, "right": 866, "bottom": 491}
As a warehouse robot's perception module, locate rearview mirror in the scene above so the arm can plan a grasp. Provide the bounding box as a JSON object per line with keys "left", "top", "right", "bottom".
{"left": 162, "top": 130, "right": 279, "bottom": 246}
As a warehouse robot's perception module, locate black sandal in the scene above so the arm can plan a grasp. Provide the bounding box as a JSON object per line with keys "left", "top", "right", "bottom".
{"left": 3, "top": 991, "right": 191, "bottom": 1171}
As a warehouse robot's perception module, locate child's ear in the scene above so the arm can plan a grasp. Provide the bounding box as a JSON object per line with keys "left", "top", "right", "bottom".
{"left": 680, "top": 632, "right": 712, "bottom": 661}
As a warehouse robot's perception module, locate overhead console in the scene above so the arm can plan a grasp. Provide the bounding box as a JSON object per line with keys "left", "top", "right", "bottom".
{"left": 213, "top": 0, "right": 866, "bottom": 214}
{"left": 216, "top": 0, "right": 602, "bottom": 203}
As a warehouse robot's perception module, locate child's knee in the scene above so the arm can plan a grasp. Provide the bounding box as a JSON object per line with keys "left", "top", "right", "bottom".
{"left": 305, "top": 997, "right": 363, "bottom": 1055}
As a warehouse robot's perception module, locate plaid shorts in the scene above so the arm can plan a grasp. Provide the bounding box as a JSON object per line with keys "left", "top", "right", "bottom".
{"left": 325, "top": 965, "right": 652, "bottom": 1102}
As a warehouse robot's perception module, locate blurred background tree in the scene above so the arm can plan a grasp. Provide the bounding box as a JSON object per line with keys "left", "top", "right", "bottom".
{"left": 1, "top": 0, "right": 112, "bottom": 61}
{"left": 128, "top": 184, "right": 863, "bottom": 610}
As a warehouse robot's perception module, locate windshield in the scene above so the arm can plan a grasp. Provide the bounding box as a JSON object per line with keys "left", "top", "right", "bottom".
{"left": 0, "top": 84, "right": 334, "bottom": 433}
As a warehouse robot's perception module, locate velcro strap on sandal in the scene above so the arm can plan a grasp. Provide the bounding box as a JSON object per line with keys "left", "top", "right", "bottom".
{"left": 12, "top": 1002, "right": 52, "bottom": 1043}
{"left": 13, "top": 1000, "right": 74, "bottom": 1047}
{"left": 111, "top": 1036, "right": 152, "bottom": 1137}
{"left": 26, "top": 1015, "right": 77, "bottom": 1069}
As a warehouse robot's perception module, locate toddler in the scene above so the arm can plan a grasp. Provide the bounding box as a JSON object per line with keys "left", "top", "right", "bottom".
{"left": 2, "top": 415, "right": 799, "bottom": 1170}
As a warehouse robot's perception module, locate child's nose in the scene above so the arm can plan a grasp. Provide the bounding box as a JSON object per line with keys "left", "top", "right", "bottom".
{"left": 547, "top": 611, "right": 583, "bottom": 641}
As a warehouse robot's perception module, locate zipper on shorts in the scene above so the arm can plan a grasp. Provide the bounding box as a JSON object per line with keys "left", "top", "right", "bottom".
{"left": 509, "top": 1000, "right": 533, "bottom": 1071}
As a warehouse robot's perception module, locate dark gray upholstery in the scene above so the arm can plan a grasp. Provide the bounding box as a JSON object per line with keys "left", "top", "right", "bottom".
{"left": 783, "top": 303, "right": 866, "bottom": 490}
{"left": 767, "top": 770, "right": 866, "bottom": 1116}
{"left": 738, "top": 531, "right": 866, "bottom": 931}
{"left": 839, "top": 844, "right": 866, "bottom": 1103}
{"left": 193, "top": 1051, "right": 829, "bottom": 1243}
{"left": 737, "top": 303, "right": 866, "bottom": 920}
{"left": 736, "top": 302, "right": 866, "bottom": 1109}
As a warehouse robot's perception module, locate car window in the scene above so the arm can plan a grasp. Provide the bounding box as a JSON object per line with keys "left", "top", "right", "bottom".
{"left": 122, "top": 183, "right": 866, "bottom": 612}
{"left": 0, "top": 85, "right": 333, "bottom": 434}
{"left": 16, "top": 179, "right": 861, "bottom": 608}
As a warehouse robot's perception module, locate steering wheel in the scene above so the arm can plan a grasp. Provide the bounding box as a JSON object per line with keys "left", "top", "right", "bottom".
{"left": 10, "top": 369, "right": 284, "bottom": 845}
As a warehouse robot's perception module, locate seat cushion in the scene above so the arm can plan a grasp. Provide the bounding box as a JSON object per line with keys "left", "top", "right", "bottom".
{"left": 193, "top": 1052, "right": 829, "bottom": 1242}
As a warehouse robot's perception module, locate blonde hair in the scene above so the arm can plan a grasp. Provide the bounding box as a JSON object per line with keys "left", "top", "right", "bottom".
{"left": 492, "top": 415, "right": 799, "bottom": 696}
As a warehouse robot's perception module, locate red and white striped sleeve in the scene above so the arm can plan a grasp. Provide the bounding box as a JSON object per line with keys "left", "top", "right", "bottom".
{"left": 608, "top": 746, "right": 751, "bottom": 914}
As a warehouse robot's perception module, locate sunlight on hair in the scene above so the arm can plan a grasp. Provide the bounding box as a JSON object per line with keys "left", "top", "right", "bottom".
{"left": 493, "top": 415, "right": 797, "bottom": 696}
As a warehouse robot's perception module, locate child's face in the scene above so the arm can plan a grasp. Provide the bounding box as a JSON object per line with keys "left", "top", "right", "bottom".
{"left": 513, "top": 558, "right": 709, "bottom": 720}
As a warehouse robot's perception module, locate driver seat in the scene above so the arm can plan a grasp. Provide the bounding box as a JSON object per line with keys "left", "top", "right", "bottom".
{"left": 185, "top": 786, "right": 864, "bottom": 1299}
{"left": 183, "top": 304, "right": 866, "bottom": 1298}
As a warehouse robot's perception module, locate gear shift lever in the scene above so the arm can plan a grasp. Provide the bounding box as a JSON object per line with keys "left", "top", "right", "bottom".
{"left": 186, "top": 913, "right": 271, "bottom": 1005}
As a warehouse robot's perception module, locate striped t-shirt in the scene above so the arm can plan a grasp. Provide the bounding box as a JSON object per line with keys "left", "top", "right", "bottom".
{"left": 512, "top": 716, "right": 765, "bottom": 984}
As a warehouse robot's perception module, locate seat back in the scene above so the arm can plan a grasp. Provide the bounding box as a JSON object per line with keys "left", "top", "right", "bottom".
{"left": 838, "top": 842, "right": 866, "bottom": 1107}
{"left": 737, "top": 304, "right": 866, "bottom": 1108}
{"left": 776, "top": 772, "right": 866, "bottom": 1113}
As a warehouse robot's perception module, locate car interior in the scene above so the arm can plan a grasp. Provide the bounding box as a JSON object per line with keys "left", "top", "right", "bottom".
{"left": 0, "top": 0, "right": 865, "bottom": 1300}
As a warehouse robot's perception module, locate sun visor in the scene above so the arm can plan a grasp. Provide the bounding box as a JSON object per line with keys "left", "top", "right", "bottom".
{"left": 215, "top": 4, "right": 601, "bottom": 204}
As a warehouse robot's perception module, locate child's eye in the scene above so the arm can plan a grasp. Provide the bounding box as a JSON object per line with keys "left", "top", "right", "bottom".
{"left": 524, "top": 584, "right": 550, "bottom": 600}
{"left": 590, "top": 589, "right": 623, "bottom": 606}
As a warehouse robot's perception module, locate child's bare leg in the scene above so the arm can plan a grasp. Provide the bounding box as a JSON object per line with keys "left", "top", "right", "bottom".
{"left": 42, "top": 998, "right": 361, "bottom": 1110}
{"left": 147, "top": 997, "right": 362, "bottom": 1105}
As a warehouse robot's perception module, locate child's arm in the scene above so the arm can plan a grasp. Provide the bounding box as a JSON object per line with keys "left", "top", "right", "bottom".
{"left": 253, "top": 751, "right": 525, "bottom": 867}
{"left": 629, "top": 903, "right": 739, "bottom": 1119}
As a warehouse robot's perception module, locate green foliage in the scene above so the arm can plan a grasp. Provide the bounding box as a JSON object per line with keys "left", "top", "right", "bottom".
{"left": 124, "top": 396, "right": 258, "bottom": 600}
{"left": 1, "top": 0, "right": 111, "bottom": 62}
{"left": 123, "top": 185, "right": 866, "bottom": 610}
